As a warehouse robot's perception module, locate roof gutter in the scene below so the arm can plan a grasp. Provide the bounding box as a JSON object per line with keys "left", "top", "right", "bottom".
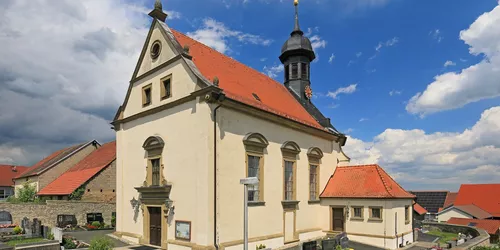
{"left": 17, "top": 140, "right": 101, "bottom": 179}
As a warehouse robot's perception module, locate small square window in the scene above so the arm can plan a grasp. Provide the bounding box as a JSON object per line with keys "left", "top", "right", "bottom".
{"left": 370, "top": 207, "right": 382, "bottom": 219}
{"left": 352, "top": 207, "right": 363, "bottom": 219}
{"left": 161, "top": 75, "right": 172, "bottom": 100}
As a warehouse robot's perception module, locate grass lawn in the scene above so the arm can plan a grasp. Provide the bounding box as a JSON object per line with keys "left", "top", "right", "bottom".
{"left": 5, "top": 237, "right": 47, "bottom": 246}
{"left": 426, "top": 230, "right": 457, "bottom": 244}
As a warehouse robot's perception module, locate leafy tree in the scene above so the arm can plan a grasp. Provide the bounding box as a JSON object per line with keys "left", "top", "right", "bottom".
{"left": 69, "top": 185, "right": 86, "bottom": 200}
{"left": 17, "top": 181, "right": 37, "bottom": 202}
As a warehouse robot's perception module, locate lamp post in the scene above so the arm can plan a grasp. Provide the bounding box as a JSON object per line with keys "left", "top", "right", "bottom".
{"left": 240, "top": 177, "right": 259, "bottom": 250}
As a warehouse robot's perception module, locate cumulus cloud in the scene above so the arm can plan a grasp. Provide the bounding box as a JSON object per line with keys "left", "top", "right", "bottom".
{"left": 263, "top": 64, "right": 284, "bottom": 78}
{"left": 0, "top": 0, "right": 153, "bottom": 165}
{"left": 407, "top": 3, "right": 500, "bottom": 116}
{"left": 327, "top": 84, "right": 357, "bottom": 99}
{"left": 187, "top": 18, "right": 272, "bottom": 54}
{"left": 344, "top": 106, "right": 500, "bottom": 190}
{"left": 443, "top": 60, "right": 456, "bottom": 67}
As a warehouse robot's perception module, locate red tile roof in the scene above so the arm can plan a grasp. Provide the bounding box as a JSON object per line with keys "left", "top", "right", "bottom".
{"left": 16, "top": 142, "right": 89, "bottom": 179}
{"left": 0, "top": 165, "right": 28, "bottom": 187}
{"left": 170, "top": 29, "right": 325, "bottom": 131}
{"left": 413, "top": 201, "right": 428, "bottom": 215}
{"left": 443, "top": 192, "right": 458, "bottom": 208}
{"left": 38, "top": 141, "right": 116, "bottom": 196}
{"left": 320, "top": 164, "right": 415, "bottom": 199}
{"left": 447, "top": 217, "right": 500, "bottom": 235}
{"left": 454, "top": 184, "right": 500, "bottom": 217}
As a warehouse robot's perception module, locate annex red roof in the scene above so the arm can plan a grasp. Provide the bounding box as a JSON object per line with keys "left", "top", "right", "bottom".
{"left": 413, "top": 201, "right": 428, "bottom": 215}
{"left": 443, "top": 192, "right": 458, "bottom": 208}
{"left": 0, "top": 165, "right": 28, "bottom": 187}
{"left": 447, "top": 217, "right": 500, "bottom": 235}
{"left": 170, "top": 29, "right": 325, "bottom": 131}
{"left": 320, "top": 164, "right": 415, "bottom": 199}
{"left": 454, "top": 184, "right": 500, "bottom": 217}
{"left": 38, "top": 141, "right": 116, "bottom": 196}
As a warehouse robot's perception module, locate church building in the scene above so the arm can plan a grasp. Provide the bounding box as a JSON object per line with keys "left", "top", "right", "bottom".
{"left": 112, "top": 1, "right": 414, "bottom": 249}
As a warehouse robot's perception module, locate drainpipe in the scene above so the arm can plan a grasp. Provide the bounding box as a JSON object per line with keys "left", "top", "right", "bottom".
{"left": 212, "top": 92, "right": 225, "bottom": 250}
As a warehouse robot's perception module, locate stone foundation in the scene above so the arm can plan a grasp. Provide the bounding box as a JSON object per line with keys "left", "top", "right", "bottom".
{"left": 0, "top": 200, "right": 115, "bottom": 227}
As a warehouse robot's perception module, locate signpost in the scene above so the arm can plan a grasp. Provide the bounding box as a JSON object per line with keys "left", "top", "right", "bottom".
{"left": 240, "top": 177, "right": 259, "bottom": 250}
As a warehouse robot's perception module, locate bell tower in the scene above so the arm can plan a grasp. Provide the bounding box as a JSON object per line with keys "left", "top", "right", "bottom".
{"left": 279, "top": 0, "right": 315, "bottom": 102}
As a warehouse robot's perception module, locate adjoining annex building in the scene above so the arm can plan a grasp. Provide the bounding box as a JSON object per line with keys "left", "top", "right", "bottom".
{"left": 112, "top": 1, "right": 414, "bottom": 249}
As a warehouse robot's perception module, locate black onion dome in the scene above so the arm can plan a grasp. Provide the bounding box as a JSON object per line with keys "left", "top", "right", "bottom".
{"left": 279, "top": 3, "right": 316, "bottom": 63}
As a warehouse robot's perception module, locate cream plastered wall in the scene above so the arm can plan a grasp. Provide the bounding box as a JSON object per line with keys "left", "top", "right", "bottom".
{"left": 437, "top": 208, "right": 472, "bottom": 222}
{"left": 320, "top": 198, "right": 413, "bottom": 249}
{"left": 124, "top": 59, "right": 201, "bottom": 118}
{"left": 14, "top": 176, "right": 39, "bottom": 195}
{"left": 215, "top": 107, "right": 340, "bottom": 245}
{"left": 116, "top": 98, "right": 214, "bottom": 247}
{"left": 136, "top": 22, "right": 178, "bottom": 78}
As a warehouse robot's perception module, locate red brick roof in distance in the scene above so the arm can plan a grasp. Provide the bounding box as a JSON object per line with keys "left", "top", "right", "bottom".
{"left": 38, "top": 141, "right": 116, "bottom": 196}
{"left": 454, "top": 184, "right": 500, "bottom": 217}
{"left": 413, "top": 201, "right": 428, "bottom": 215}
{"left": 443, "top": 192, "right": 458, "bottom": 208}
{"left": 0, "top": 165, "right": 28, "bottom": 187}
{"left": 447, "top": 217, "right": 500, "bottom": 235}
{"left": 171, "top": 30, "right": 325, "bottom": 131}
{"left": 16, "top": 143, "right": 86, "bottom": 179}
{"left": 320, "top": 164, "right": 415, "bottom": 199}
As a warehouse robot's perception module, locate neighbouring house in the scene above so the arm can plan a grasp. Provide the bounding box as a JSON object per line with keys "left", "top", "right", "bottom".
{"left": 0, "top": 165, "right": 28, "bottom": 201}
{"left": 437, "top": 184, "right": 500, "bottom": 222}
{"left": 320, "top": 164, "right": 415, "bottom": 249}
{"left": 447, "top": 217, "right": 500, "bottom": 243}
{"left": 409, "top": 190, "right": 449, "bottom": 221}
{"left": 437, "top": 204, "right": 493, "bottom": 222}
{"left": 37, "top": 141, "right": 116, "bottom": 202}
{"left": 442, "top": 192, "right": 457, "bottom": 210}
{"left": 413, "top": 201, "right": 428, "bottom": 222}
{"left": 13, "top": 140, "right": 100, "bottom": 194}
{"left": 111, "top": 1, "right": 366, "bottom": 250}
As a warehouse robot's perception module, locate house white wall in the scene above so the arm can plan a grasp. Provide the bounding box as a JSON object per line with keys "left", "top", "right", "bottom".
{"left": 437, "top": 208, "right": 473, "bottom": 222}
{"left": 320, "top": 198, "right": 414, "bottom": 250}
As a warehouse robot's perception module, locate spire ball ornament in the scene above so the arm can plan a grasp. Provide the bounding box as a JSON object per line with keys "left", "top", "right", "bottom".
{"left": 294, "top": 0, "right": 298, "bottom": 6}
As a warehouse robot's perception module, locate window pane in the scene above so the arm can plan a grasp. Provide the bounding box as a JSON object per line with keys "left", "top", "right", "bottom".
{"left": 163, "top": 79, "right": 171, "bottom": 98}
{"left": 247, "top": 155, "right": 260, "bottom": 201}
{"left": 285, "top": 65, "right": 290, "bottom": 81}
{"left": 301, "top": 63, "right": 308, "bottom": 79}
{"left": 309, "top": 165, "right": 317, "bottom": 200}
{"left": 372, "top": 208, "right": 381, "bottom": 218}
{"left": 354, "top": 208, "right": 362, "bottom": 217}
{"left": 291, "top": 63, "right": 298, "bottom": 79}
{"left": 151, "top": 159, "right": 160, "bottom": 186}
{"left": 145, "top": 88, "right": 151, "bottom": 104}
{"left": 284, "top": 161, "right": 294, "bottom": 200}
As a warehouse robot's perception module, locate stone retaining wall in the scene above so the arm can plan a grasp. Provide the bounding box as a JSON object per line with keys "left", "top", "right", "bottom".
{"left": 422, "top": 222, "right": 490, "bottom": 249}
{"left": 0, "top": 201, "right": 115, "bottom": 227}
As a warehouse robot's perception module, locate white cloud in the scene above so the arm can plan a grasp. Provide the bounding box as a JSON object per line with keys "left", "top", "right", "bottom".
{"left": 370, "top": 37, "right": 399, "bottom": 59}
{"left": 260, "top": 58, "right": 267, "bottom": 62}
{"left": 304, "top": 27, "right": 327, "bottom": 61}
{"left": 444, "top": 60, "right": 456, "bottom": 67}
{"left": 356, "top": 52, "right": 363, "bottom": 58}
{"left": 263, "top": 64, "right": 284, "bottom": 78}
{"left": 460, "top": 58, "right": 467, "bottom": 62}
{"left": 328, "top": 53, "right": 335, "bottom": 63}
{"left": 347, "top": 60, "right": 355, "bottom": 66}
{"left": 345, "top": 128, "right": 354, "bottom": 134}
{"left": 0, "top": 0, "right": 150, "bottom": 165}
{"left": 430, "top": 29, "right": 443, "bottom": 43}
{"left": 327, "top": 84, "right": 357, "bottom": 99}
{"left": 344, "top": 106, "right": 500, "bottom": 190}
{"left": 359, "top": 118, "right": 368, "bottom": 122}
{"left": 187, "top": 18, "right": 272, "bottom": 54}
{"left": 407, "top": 3, "right": 500, "bottom": 116}
{"left": 389, "top": 90, "right": 402, "bottom": 96}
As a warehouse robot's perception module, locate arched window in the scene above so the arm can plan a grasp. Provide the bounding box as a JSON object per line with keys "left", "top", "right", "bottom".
{"left": 243, "top": 133, "right": 269, "bottom": 204}
{"left": 143, "top": 136, "right": 165, "bottom": 187}
{"left": 307, "top": 147, "right": 323, "bottom": 202}
{"left": 281, "top": 141, "right": 300, "bottom": 202}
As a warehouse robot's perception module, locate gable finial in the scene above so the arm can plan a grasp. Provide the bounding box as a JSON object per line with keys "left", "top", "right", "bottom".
{"left": 149, "top": 0, "right": 168, "bottom": 22}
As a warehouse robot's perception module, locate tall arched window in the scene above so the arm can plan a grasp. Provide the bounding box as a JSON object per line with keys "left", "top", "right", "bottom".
{"left": 307, "top": 147, "right": 323, "bottom": 202}
{"left": 281, "top": 141, "right": 301, "bottom": 202}
{"left": 143, "top": 136, "right": 165, "bottom": 187}
{"left": 243, "top": 133, "right": 269, "bottom": 205}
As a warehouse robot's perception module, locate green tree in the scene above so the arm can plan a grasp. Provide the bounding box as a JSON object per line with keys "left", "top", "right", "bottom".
{"left": 17, "top": 181, "right": 37, "bottom": 202}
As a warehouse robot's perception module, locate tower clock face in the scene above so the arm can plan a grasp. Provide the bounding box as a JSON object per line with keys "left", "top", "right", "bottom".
{"left": 305, "top": 85, "right": 313, "bottom": 99}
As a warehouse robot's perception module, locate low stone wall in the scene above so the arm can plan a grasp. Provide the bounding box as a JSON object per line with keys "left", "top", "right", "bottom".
{"left": 422, "top": 222, "right": 490, "bottom": 249}
{"left": 15, "top": 240, "right": 60, "bottom": 250}
{"left": 0, "top": 201, "right": 115, "bottom": 227}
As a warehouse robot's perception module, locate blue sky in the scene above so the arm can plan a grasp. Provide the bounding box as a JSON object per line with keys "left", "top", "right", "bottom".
{"left": 1, "top": 0, "right": 499, "bottom": 191}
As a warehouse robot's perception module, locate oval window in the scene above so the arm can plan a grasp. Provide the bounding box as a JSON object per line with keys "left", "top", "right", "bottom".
{"left": 150, "top": 40, "right": 162, "bottom": 59}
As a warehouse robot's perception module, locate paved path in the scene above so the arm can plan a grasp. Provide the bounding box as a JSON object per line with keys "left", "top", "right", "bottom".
{"left": 417, "top": 231, "right": 439, "bottom": 243}
{"left": 64, "top": 229, "right": 129, "bottom": 248}
{"left": 346, "top": 241, "right": 385, "bottom": 250}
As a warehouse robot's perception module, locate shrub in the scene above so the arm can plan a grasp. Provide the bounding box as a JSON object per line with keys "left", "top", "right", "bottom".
{"left": 91, "top": 221, "right": 101, "bottom": 228}
{"left": 111, "top": 216, "right": 116, "bottom": 227}
{"left": 17, "top": 181, "right": 37, "bottom": 202}
{"left": 47, "top": 232, "right": 54, "bottom": 240}
{"left": 89, "top": 236, "right": 114, "bottom": 250}
{"left": 256, "top": 244, "right": 266, "bottom": 250}
{"left": 13, "top": 226, "right": 22, "bottom": 234}
{"left": 63, "top": 237, "right": 77, "bottom": 249}
{"left": 69, "top": 186, "right": 85, "bottom": 200}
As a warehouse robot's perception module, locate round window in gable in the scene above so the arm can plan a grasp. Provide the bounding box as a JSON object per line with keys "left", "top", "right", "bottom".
{"left": 150, "top": 40, "right": 162, "bottom": 59}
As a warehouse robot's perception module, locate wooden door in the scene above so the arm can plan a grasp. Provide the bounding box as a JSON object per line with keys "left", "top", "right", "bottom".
{"left": 149, "top": 207, "right": 162, "bottom": 246}
{"left": 332, "top": 208, "right": 344, "bottom": 231}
